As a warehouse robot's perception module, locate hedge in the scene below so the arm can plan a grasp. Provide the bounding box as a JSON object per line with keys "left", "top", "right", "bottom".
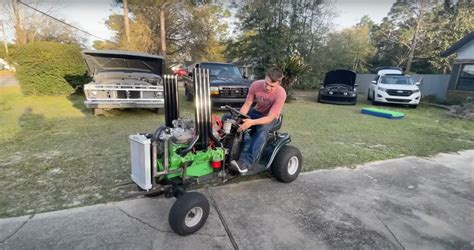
{"left": 12, "top": 42, "right": 88, "bottom": 96}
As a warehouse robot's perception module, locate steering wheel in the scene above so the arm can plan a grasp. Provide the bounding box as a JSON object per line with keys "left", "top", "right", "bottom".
{"left": 225, "top": 105, "right": 250, "bottom": 119}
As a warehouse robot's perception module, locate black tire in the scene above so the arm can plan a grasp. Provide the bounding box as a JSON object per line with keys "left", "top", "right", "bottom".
{"left": 371, "top": 91, "right": 378, "bottom": 105}
{"left": 168, "top": 192, "right": 210, "bottom": 236}
{"left": 271, "top": 145, "right": 303, "bottom": 183}
{"left": 367, "top": 90, "right": 371, "bottom": 101}
{"left": 185, "top": 89, "right": 193, "bottom": 101}
{"left": 409, "top": 104, "right": 418, "bottom": 109}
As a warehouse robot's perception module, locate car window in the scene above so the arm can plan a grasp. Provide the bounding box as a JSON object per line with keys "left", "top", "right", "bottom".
{"left": 379, "top": 76, "right": 414, "bottom": 85}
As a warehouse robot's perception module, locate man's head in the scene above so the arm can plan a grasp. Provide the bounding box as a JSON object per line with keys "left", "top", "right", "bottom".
{"left": 264, "top": 67, "right": 284, "bottom": 93}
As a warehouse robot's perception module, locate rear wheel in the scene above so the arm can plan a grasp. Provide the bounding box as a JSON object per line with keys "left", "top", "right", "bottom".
{"left": 271, "top": 145, "right": 303, "bottom": 183}
{"left": 169, "top": 192, "right": 209, "bottom": 236}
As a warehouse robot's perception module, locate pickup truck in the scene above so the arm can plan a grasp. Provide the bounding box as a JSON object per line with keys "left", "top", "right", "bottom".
{"left": 82, "top": 50, "right": 165, "bottom": 115}
{"left": 184, "top": 62, "right": 252, "bottom": 109}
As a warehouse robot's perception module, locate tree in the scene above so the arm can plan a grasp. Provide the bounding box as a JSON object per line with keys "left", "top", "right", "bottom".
{"left": 99, "top": 0, "right": 229, "bottom": 62}
{"left": 370, "top": 0, "right": 438, "bottom": 73}
{"left": 227, "top": 0, "right": 333, "bottom": 91}
{"left": 323, "top": 25, "right": 376, "bottom": 73}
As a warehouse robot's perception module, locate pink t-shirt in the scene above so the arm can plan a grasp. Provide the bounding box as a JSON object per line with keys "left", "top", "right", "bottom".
{"left": 247, "top": 80, "right": 286, "bottom": 117}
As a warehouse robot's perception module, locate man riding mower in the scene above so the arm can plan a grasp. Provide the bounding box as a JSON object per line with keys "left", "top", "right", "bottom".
{"left": 128, "top": 69, "right": 303, "bottom": 235}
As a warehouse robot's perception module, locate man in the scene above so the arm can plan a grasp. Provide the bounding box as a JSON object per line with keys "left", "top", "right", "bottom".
{"left": 230, "top": 67, "right": 286, "bottom": 173}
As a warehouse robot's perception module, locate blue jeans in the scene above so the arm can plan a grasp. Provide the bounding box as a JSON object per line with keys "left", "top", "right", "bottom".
{"left": 239, "top": 108, "right": 277, "bottom": 166}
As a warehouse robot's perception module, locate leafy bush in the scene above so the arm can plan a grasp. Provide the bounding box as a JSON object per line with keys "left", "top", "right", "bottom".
{"left": 12, "top": 42, "right": 88, "bottom": 96}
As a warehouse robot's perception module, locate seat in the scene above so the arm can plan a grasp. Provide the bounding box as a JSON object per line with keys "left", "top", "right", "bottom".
{"left": 269, "top": 115, "right": 283, "bottom": 133}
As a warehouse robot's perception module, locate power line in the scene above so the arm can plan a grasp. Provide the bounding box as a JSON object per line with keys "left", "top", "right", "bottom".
{"left": 18, "top": 1, "right": 109, "bottom": 41}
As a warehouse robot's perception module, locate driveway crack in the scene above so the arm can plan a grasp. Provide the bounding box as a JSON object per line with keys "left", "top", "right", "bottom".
{"left": 116, "top": 207, "right": 172, "bottom": 233}
{"left": 375, "top": 214, "right": 405, "bottom": 250}
{"left": 0, "top": 214, "right": 34, "bottom": 244}
{"left": 207, "top": 188, "right": 239, "bottom": 250}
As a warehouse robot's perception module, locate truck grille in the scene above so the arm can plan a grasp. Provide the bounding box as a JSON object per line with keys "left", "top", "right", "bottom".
{"left": 386, "top": 89, "right": 413, "bottom": 96}
{"left": 219, "top": 87, "right": 248, "bottom": 98}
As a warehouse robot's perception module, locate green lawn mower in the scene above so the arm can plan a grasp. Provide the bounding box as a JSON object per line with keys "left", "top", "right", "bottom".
{"left": 129, "top": 68, "right": 303, "bottom": 235}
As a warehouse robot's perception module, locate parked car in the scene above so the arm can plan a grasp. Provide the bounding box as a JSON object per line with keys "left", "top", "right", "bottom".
{"left": 173, "top": 68, "right": 188, "bottom": 76}
{"left": 82, "top": 50, "right": 165, "bottom": 115}
{"left": 317, "top": 69, "right": 358, "bottom": 105}
{"left": 184, "top": 62, "right": 252, "bottom": 109}
{"left": 367, "top": 67, "right": 421, "bottom": 108}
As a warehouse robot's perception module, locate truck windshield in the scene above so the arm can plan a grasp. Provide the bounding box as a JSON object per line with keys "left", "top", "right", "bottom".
{"left": 200, "top": 63, "right": 242, "bottom": 79}
{"left": 380, "top": 75, "right": 415, "bottom": 85}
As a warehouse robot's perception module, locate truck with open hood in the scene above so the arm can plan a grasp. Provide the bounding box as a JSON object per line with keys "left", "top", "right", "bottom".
{"left": 82, "top": 50, "right": 165, "bottom": 115}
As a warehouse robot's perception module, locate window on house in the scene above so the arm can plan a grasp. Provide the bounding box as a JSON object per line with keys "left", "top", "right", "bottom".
{"left": 457, "top": 64, "right": 474, "bottom": 91}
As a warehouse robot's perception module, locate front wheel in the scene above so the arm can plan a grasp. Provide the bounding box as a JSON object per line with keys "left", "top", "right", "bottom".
{"left": 169, "top": 192, "right": 210, "bottom": 236}
{"left": 409, "top": 104, "right": 418, "bottom": 109}
{"left": 271, "top": 145, "right": 303, "bottom": 183}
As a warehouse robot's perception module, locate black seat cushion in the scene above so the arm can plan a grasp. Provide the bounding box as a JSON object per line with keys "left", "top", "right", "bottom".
{"left": 269, "top": 115, "right": 283, "bottom": 133}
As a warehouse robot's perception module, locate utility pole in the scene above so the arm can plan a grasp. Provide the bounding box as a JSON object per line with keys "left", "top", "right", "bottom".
{"left": 123, "top": 0, "right": 131, "bottom": 49}
{"left": 0, "top": 21, "right": 9, "bottom": 57}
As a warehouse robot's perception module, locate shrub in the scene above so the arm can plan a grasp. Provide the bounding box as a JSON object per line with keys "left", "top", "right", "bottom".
{"left": 12, "top": 42, "right": 88, "bottom": 96}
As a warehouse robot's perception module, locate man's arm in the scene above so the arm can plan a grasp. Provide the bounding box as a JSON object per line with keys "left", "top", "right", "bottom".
{"left": 239, "top": 98, "right": 253, "bottom": 115}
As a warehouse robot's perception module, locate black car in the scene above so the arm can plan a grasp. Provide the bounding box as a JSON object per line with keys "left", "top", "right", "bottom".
{"left": 317, "top": 69, "right": 358, "bottom": 105}
{"left": 184, "top": 62, "right": 252, "bottom": 109}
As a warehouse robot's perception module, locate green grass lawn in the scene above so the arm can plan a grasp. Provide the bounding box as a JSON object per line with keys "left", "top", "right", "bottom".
{"left": 1, "top": 86, "right": 473, "bottom": 218}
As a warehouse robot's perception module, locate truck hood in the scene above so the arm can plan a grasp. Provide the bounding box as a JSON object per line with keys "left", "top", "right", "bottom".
{"left": 209, "top": 77, "right": 252, "bottom": 87}
{"left": 323, "top": 69, "right": 356, "bottom": 86}
{"left": 82, "top": 50, "right": 165, "bottom": 77}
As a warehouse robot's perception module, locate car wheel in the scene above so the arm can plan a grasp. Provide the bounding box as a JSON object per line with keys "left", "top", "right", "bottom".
{"left": 271, "top": 145, "right": 303, "bottom": 183}
{"left": 185, "top": 89, "right": 193, "bottom": 101}
{"left": 371, "top": 91, "right": 378, "bottom": 105}
{"left": 367, "top": 90, "right": 371, "bottom": 101}
{"left": 409, "top": 104, "right": 417, "bottom": 109}
{"left": 169, "top": 192, "right": 210, "bottom": 236}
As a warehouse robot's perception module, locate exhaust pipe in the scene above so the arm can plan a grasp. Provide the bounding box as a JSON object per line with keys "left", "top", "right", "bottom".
{"left": 163, "top": 75, "right": 179, "bottom": 127}
{"left": 193, "top": 68, "right": 212, "bottom": 150}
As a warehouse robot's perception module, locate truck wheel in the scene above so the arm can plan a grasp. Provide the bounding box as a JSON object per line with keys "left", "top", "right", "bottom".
{"left": 169, "top": 192, "right": 209, "bottom": 236}
{"left": 271, "top": 145, "right": 303, "bottom": 183}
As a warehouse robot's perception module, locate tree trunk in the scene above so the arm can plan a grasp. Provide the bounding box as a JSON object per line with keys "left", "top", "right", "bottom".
{"left": 12, "top": 0, "right": 26, "bottom": 44}
{"left": 123, "top": 0, "right": 131, "bottom": 49}
{"left": 1, "top": 21, "right": 9, "bottom": 57}
{"left": 406, "top": 21, "right": 420, "bottom": 73}
{"left": 160, "top": 7, "right": 166, "bottom": 57}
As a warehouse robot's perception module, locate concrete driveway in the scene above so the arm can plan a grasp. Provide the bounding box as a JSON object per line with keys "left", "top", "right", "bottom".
{"left": 1, "top": 150, "right": 473, "bottom": 249}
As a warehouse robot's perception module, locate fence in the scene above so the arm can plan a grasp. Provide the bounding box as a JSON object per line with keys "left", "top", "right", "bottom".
{"left": 355, "top": 74, "right": 450, "bottom": 100}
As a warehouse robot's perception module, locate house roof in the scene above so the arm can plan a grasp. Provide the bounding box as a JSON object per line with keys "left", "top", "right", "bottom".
{"left": 440, "top": 32, "right": 474, "bottom": 57}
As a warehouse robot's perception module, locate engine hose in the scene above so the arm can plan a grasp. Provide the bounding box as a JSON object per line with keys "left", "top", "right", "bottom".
{"left": 210, "top": 132, "right": 223, "bottom": 147}
{"left": 151, "top": 125, "right": 167, "bottom": 143}
{"left": 177, "top": 135, "right": 200, "bottom": 156}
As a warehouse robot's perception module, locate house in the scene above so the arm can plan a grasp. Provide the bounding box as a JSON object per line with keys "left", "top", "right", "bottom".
{"left": 441, "top": 32, "right": 474, "bottom": 100}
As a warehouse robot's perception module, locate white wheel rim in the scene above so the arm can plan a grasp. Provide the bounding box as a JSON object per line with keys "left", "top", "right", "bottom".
{"left": 287, "top": 156, "right": 299, "bottom": 175}
{"left": 185, "top": 207, "right": 203, "bottom": 228}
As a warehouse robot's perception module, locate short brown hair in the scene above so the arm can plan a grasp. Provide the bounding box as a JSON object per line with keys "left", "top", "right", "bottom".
{"left": 266, "top": 67, "right": 284, "bottom": 82}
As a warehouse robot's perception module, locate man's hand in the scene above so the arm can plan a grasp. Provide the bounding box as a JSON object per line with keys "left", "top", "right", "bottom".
{"left": 238, "top": 118, "right": 254, "bottom": 132}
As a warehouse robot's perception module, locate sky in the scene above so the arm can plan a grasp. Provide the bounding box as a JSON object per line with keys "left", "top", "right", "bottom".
{"left": 1, "top": 0, "right": 396, "bottom": 48}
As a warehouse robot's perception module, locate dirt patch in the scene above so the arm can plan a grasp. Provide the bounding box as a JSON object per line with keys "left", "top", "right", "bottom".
{"left": 448, "top": 103, "right": 474, "bottom": 120}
